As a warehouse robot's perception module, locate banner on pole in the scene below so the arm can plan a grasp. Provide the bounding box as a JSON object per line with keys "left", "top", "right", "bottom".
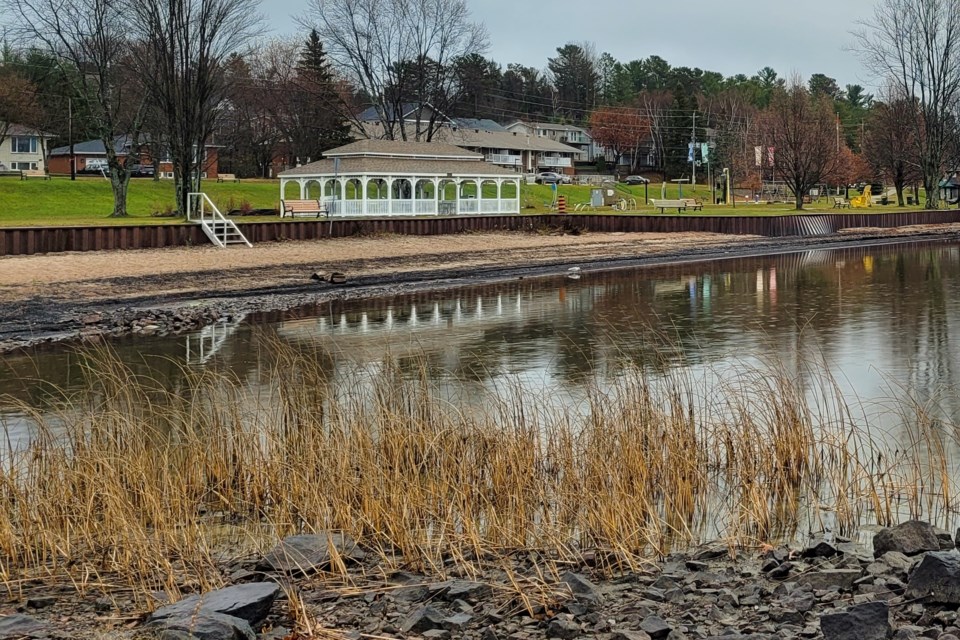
{"left": 754, "top": 146, "right": 762, "bottom": 167}
{"left": 767, "top": 147, "right": 775, "bottom": 167}
{"left": 701, "top": 143, "right": 709, "bottom": 162}
{"left": 688, "top": 143, "right": 695, "bottom": 163}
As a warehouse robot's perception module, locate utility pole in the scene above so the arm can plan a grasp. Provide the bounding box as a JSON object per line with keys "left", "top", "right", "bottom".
{"left": 69, "top": 97, "right": 75, "bottom": 181}
{"left": 691, "top": 112, "right": 697, "bottom": 190}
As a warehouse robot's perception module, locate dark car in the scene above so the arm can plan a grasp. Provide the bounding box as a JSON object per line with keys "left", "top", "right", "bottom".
{"left": 623, "top": 175, "right": 649, "bottom": 185}
{"left": 129, "top": 163, "right": 155, "bottom": 177}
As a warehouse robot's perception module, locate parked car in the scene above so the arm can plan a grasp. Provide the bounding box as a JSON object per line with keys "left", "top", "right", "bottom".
{"left": 128, "top": 163, "right": 155, "bottom": 177}
{"left": 622, "top": 175, "right": 649, "bottom": 185}
{"left": 535, "top": 171, "right": 562, "bottom": 184}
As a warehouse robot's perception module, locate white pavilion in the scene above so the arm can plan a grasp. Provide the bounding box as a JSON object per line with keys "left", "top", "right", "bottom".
{"left": 278, "top": 139, "right": 523, "bottom": 217}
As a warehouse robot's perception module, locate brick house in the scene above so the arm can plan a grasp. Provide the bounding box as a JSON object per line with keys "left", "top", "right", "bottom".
{"left": 48, "top": 135, "right": 220, "bottom": 178}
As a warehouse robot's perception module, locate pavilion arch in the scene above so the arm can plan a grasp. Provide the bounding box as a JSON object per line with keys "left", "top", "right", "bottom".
{"left": 345, "top": 178, "right": 364, "bottom": 200}
{"left": 367, "top": 178, "right": 388, "bottom": 200}
{"left": 304, "top": 180, "right": 323, "bottom": 199}
{"left": 439, "top": 179, "right": 458, "bottom": 202}
{"left": 282, "top": 180, "right": 301, "bottom": 201}
{"left": 459, "top": 180, "right": 479, "bottom": 199}
{"left": 392, "top": 178, "right": 413, "bottom": 200}
{"left": 324, "top": 180, "right": 342, "bottom": 199}
{"left": 480, "top": 179, "right": 500, "bottom": 199}
{"left": 415, "top": 179, "right": 435, "bottom": 199}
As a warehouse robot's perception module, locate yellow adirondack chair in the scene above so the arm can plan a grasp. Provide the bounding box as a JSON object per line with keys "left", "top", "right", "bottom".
{"left": 850, "top": 185, "right": 873, "bottom": 208}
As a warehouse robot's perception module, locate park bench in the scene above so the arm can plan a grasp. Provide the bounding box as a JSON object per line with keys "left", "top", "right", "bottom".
{"left": 651, "top": 199, "right": 689, "bottom": 213}
{"left": 281, "top": 199, "right": 327, "bottom": 218}
{"left": 833, "top": 197, "right": 850, "bottom": 209}
{"left": 681, "top": 198, "right": 703, "bottom": 211}
{"left": 217, "top": 173, "right": 240, "bottom": 183}
{"left": 20, "top": 169, "right": 49, "bottom": 180}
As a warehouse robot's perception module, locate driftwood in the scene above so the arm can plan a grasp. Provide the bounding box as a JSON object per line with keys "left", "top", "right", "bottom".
{"left": 311, "top": 270, "right": 346, "bottom": 284}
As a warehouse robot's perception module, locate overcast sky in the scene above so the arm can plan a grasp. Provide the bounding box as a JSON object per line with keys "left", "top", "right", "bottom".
{"left": 272, "top": 0, "right": 879, "bottom": 90}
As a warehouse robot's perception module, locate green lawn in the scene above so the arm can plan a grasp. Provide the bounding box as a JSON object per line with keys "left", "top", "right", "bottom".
{"left": 0, "top": 176, "right": 933, "bottom": 227}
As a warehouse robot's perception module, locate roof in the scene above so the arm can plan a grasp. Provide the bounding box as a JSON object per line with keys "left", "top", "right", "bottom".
{"left": 49, "top": 134, "right": 218, "bottom": 156}
{"left": 278, "top": 156, "right": 520, "bottom": 178}
{"left": 506, "top": 120, "right": 590, "bottom": 134}
{"left": 452, "top": 118, "right": 508, "bottom": 132}
{"left": 325, "top": 139, "right": 482, "bottom": 160}
{"left": 3, "top": 123, "right": 55, "bottom": 138}
{"left": 357, "top": 123, "right": 583, "bottom": 155}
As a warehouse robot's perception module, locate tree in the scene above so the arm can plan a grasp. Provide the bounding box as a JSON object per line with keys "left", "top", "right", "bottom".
{"left": 128, "top": 0, "right": 260, "bottom": 217}
{"left": 309, "top": 0, "right": 487, "bottom": 141}
{"left": 0, "top": 67, "right": 38, "bottom": 147}
{"left": 762, "top": 80, "right": 842, "bottom": 210}
{"left": 5, "top": 0, "right": 146, "bottom": 216}
{"left": 451, "top": 53, "right": 501, "bottom": 118}
{"left": 589, "top": 106, "right": 651, "bottom": 170}
{"left": 635, "top": 90, "right": 673, "bottom": 180}
{"left": 856, "top": 0, "right": 960, "bottom": 208}
{"left": 547, "top": 43, "right": 599, "bottom": 119}
{"left": 808, "top": 73, "right": 842, "bottom": 100}
{"left": 864, "top": 91, "right": 921, "bottom": 206}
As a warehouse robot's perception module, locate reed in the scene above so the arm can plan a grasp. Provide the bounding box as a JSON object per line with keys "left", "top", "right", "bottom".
{"left": 0, "top": 341, "right": 956, "bottom": 607}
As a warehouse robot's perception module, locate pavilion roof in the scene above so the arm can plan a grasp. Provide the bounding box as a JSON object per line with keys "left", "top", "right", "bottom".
{"left": 278, "top": 156, "right": 520, "bottom": 178}
{"left": 324, "top": 139, "right": 482, "bottom": 160}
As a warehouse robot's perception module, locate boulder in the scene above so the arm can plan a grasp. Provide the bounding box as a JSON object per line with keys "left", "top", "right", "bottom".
{"left": 146, "top": 611, "right": 256, "bottom": 640}
{"left": 819, "top": 601, "right": 892, "bottom": 640}
{"left": 398, "top": 606, "right": 446, "bottom": 634}
{"left": 639, "top": 615, "right": 672, "bottom": 640}
{"left": 905, "top": 551, "right": 960, "bottom": 603}
{"left": 0, "top": 614, "right": 49, "bottom": 639}
{"left": 259, "top": 533, "right": 364, "bottom": 575}
{"left": 561, "top": 572, "right": 603, "bottom": 605}
{"left": 149, "top": 583, "right": 280, "bottom": 627}
{"left": 796, "top": 569, "right": 862, "bottom": 592}
{"left": 873, "top": 521, "right": 940, "bottom": 557}
{"left": 802, "top": 538, "right": 839, "bottom": 558}
{"left": 546, "top": 618, "right": 581, "bottom": 639}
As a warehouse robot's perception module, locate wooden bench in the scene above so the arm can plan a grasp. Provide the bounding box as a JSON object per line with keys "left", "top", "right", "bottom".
{"left": 681, "top": 198, "right": 703, "bottom": 211}
{"left": 651, "top": 199, "right": 689, "bottom": 213}
{"left": 833, "top": 197, "right": 850, "bottom": 209}
{"left": 281, "top": 199, "right": 327, "bottom": 218}
{"left": 217, "top": 173, "right": 239, "bottom": 183}
{"left": 20, "top": 169, "right": 49, "bottom": 180}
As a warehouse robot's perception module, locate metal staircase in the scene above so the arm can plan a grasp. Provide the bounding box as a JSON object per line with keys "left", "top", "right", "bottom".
{"left": 187, "top": 192, "right": 252, "bottom": 248}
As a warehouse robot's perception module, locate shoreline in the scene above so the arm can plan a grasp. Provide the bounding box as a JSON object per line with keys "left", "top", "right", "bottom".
{"left": 1, "top": 224, "right": 959, "bottom": 354}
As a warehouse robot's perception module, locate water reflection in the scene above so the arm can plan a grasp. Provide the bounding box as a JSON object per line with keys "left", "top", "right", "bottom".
{"left": 3, "top": 241, "right": 960, "bottom": 430}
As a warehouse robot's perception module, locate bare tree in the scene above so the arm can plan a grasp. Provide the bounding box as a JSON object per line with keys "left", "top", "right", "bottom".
{"left": 5, "top": 0, "right": 146, "bottom": 216}
{"left": 864, "top": 86, "right": 922, "bottom": 206}
{"left": 635, "top": 90, "right": 673, "bottom": 181}
{"left": 306, "top": 0, "right": 487, "bottom": 141}
{"left": 127, "top": 0, "right": 260, "bottom": 216}
{"left": 855, "top": 0, "right": 960, "bottom": 208}
{"left": 762, "top": 80, "right": 842, "bottom": 210}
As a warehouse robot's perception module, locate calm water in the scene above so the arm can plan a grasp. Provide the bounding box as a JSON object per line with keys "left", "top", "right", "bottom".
{"left": 3, "top": 239, "right": 960, "bottom": 435}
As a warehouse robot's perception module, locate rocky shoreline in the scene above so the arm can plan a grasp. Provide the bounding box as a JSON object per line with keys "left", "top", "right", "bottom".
{"left": 4, "top": 520, "right": 960, "bottom": 639}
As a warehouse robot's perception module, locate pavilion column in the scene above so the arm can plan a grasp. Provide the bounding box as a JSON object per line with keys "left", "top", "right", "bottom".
{"left": 298, "top": 179, "right": 306, "bottom": 199}
{"left": 386, "top": 178, "right": 394, "bottom": 216}
{"left": 496, "top": 179, "right": 503, "bottom": 213}
{"left": 433, "top": 178, "right": 440, "bottom": 216}
{"left": 516, "top": 178, "right": 521, "bottom": 213}
{"left": 455, "top": 180, "right": 462, "bottom": 215}
{"left": 360, "top": 177, "right": 370, "bottom": 217}
{"left": 338, "top": 178, "right": 347, "bottom": 216}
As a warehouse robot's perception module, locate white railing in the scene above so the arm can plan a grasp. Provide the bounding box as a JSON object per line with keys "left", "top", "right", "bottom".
{"left": 186, "top": 192, "right": 251, "bottom": 248}
{"left": 539, "top": 156, "right": 573, "bottom": 168}
{"left": 486, "top": 153, "right": 522, "bottom": 166}
{"left": 317, "top": 197, "right": 520, "bottom": 217}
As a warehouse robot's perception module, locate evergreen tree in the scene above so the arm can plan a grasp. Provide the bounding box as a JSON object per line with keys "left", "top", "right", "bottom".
{"left": 293, "top": 30, "right": 351, "bottom": 160}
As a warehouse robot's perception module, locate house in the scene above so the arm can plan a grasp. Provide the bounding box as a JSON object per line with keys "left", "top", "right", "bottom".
{"left": 0, "top": 124, "right": 56, "bottom": 172}
{"left": 357, "top": 107, "right": 582, "bottom": 175}
{"left": 47, "top": 135, "right": 220, "bottom": 179}
{"left": 278, "top": 139, "right": 522, "bottom": 217}
{"left": 504, "top": 121, "right": 598, "bottom": 162}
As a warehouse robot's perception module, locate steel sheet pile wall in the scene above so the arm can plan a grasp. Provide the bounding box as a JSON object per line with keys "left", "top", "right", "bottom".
{"left": 2, "top": 210, "right": 959, "bottom": 256}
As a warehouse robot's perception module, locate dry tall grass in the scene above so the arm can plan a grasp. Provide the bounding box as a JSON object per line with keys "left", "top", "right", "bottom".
{"left": 0, "top": 342, "right": 956, "bottom": 604}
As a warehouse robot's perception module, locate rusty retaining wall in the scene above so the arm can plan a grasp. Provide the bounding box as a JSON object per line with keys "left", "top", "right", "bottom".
{"left": 2, "top": 210, "right": 960, "bottom": 257}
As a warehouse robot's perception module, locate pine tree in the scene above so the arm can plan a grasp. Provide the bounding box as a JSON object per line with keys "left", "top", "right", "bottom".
{"left": 292, "top": 30, "right": 351, "bottom": 161}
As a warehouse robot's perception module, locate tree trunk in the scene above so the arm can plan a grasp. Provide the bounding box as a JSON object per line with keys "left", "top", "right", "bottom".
{"left": 108, "top": 168, "right": 130, "bottom": 217}
{"left": 795, "top": 192, "right": 804, "bottom": 210}
{"left": 895, "top": 183, "right": 905, "bottom": 207}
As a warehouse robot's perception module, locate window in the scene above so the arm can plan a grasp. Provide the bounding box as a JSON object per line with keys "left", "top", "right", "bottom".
{"left": 11, "top": 137, "right": 38, "bottom": 154}
{"left": 11, "top": 162, "right": 38, "bottom": 170}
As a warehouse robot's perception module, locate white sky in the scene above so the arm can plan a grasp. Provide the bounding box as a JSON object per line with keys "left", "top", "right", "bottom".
{"left": 268, "top": 0, "right": 879, "bottom": 90}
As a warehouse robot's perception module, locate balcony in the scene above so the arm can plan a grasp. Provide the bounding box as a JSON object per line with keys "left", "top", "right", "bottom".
{"left": 538, "top": 156, "right": 573, "bottom": 168}
{"left": 485, "top": 153, "right": 522, "bottom": 166}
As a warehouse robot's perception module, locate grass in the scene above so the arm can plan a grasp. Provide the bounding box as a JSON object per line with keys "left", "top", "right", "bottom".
{"left": 0, "top": 340, "right": 955, "bottom": 610}
{"left": 0, "top": 176, "right": 938, "bottom": 228}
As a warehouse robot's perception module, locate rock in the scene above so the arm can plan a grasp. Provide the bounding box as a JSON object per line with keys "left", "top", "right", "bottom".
{"left": 80, "top": 313, "right": 103, "bottom": 325}
{"left": 906, "top": 551, "right": 960, "bottom": 603}
{"left": 259, "top": 533, "right": 364, "bottom": 575}
{"left": 767, "top": 562, "right": 793, "bottom": 579}
{"left": 796, "top": 569, "right": 862, "bottom": 591}
{"left": 561, "top": 572, "right": 603, "bottom": 605}
{"left": 25, "top": 596, "right": 56, "bottom": 609}
{"left": 147, "top": 611, "right": 256, "bottom": 640}
{"left": 611, "top": 632, "right": 652, "bottom": 640}
{"left": 873, "top": 521, "right": 940, "bottom": 557}
{"left": 546, "top": 619, "right": 581, "bottom": 639}
{"left": 398, "top": 606, "right": 446, "bottom": 634}
{"left": 149, "top": 583, "right": 280, "bottom": 627}
{"left": 693, "top": 544, "right": 728, "bottom": 561}
{"left": 442, "top": 581, "right": 492, "bottom": 602}
{"left": 639, "top": 616, "right": 672, "bottom": 640}
{"left": 819, "top": 601, "right": 892, "bottom": 640}
{"left": 0, "top": 614, "right": 48, "bottom": 639}
{"left": 442, "top": 613, "right": 472, "bottom": 631}
{"left": 802, "top": 539, "right": 839, "bottom": 558}
{"left": 422, "top": 631, "right": 451, "bottom": 640}
{"left": 934, "top": 528, "right": 954, "bottom": 550}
